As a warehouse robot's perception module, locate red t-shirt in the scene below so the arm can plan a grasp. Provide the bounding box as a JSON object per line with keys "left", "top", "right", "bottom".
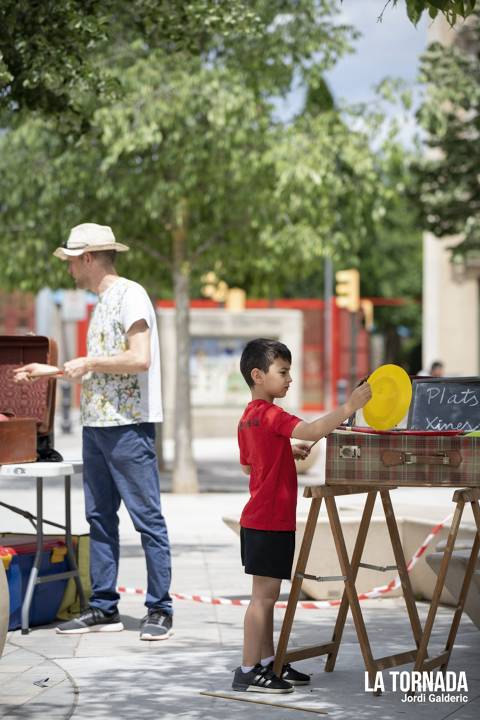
{"left": 238, "top": 399, "right": 302, "bottom": 531}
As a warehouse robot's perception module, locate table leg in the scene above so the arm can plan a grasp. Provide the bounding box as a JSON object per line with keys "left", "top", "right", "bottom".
{"left": 325, "top": 496, "right": 378, "bottom": 687}
{"left": 21, "top": 477, "right": 44, "bottom": 634}
{"left": 381, "top": 490, "right": 423, "bottom": 648}
{"left": 440, "top": 500, "right": 480, "bottom": 671}
{"left": 414, "top": 498, "right": 464, "bottom": 672}
{"left": 64, "top": 475, "right": 86, "bottom": 610}
{"left": 325, "top": 491, "right": 377, "bottom": 672}
{"left": 273, "top": 497, "right": 322, "bottom": 676}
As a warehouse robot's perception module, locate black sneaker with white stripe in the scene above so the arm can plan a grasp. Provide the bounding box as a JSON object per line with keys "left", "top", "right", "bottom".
{"left": 56, "top": 607, "right": 124, "bottom": 634}
{"left": 139, "top": 609, "right": 173, "bottom": 640}
{"left": 232, "top": 665, "right": 294, "bottom": 693}
{"left": 268, "top": 661, "right": 311, "bottom": 685}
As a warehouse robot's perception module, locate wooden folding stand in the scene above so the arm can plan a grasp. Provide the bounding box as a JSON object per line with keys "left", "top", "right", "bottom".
{"left": 273, "top": 485, "right": 480, "bottom": 690}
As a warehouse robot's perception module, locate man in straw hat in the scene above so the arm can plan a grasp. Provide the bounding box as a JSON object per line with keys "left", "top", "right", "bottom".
{"left": 16, "top": 223, "right": 173, "bottom": 640}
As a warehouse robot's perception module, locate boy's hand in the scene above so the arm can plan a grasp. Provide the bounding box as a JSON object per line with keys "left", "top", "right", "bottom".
{"left": 345, "top": 381, "right": 372, "bottom": 414}
{"left": 292, "top": 443, "right": 311, "bottom": 461}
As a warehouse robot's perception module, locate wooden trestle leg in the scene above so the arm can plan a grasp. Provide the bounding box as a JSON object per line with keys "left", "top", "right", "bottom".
{"left": 273, "top": 497, "right": 322, "bottom": 677}
{"left": 325, "top": 496, "right": 378, "bottom": 687}
{"left": 380, "top": 491, "right": 424, "bottom": 654}
{"left": 414, "top": 489, "right": 480, "bottom": 674}
{"left": 324, "top": 490, "right": 377, "bottom": 673}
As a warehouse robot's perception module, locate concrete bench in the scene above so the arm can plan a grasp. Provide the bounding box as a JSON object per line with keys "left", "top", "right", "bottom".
{"left": 426, "top": 540, "right": 480, "bottom": 630}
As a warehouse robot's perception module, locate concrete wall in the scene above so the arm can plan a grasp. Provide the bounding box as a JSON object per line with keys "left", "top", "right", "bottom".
{"left": 423, "top": 233, "right": 479, "bottom": 375}
{"left": 158, "top": 308, "right": 303, "bottom": 439}
{"left": 422, "top": 17, "right": 480, "bottom": 375}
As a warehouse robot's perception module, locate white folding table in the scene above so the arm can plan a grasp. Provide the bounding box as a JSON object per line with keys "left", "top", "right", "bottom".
{"left": 0, "top": 461, "right": 86, "bottom": 633}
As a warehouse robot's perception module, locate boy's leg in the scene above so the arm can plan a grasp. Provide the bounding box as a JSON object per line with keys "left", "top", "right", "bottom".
{"left": 260, "top": 584, "right": 279, "bottom": 662}
{"left": 243, "top": 575, "right": 281, "bottom": 667}
{"left": 233, "top": 574, "right": 293, "bottom": 693}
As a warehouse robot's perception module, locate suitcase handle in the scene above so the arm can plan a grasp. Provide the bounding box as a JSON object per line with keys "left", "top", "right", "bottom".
{"left": 381, "top": 449, "right": 462, "bottom": 468}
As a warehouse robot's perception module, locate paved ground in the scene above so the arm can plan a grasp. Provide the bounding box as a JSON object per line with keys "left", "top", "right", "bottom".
{"left": 0, "top": 422, "right": 479, "bottom": 719}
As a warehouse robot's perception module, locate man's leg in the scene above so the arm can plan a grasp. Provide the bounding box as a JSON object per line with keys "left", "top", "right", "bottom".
{"left": 56, "top": 428, "right": 123, "bottom": 634}
{"left": 83, "top": 427, "right": 122, "bottom": 614}
{"left": 106, "top": 423, "right": 172, "bottom": 616}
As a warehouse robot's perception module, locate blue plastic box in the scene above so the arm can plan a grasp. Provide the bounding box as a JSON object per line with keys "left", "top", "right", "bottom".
{"left": 0, "top": 534, "right": 69, "bottom": 630}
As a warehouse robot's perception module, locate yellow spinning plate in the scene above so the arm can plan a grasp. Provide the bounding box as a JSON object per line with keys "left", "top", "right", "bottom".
{"left": 363, "top": 364, "right": 412, "bottom": 431}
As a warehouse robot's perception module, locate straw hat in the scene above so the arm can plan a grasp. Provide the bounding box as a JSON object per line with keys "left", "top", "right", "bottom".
{"left": 53, "top": 223, "right": 129, "bottom": 260}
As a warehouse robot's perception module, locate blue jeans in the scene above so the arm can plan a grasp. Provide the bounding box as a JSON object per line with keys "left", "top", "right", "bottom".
{"left": 82, "top": 423, "right": 172, "bottom": 616}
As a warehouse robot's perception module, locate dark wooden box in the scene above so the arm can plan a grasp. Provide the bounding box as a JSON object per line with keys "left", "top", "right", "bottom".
{"left": 0, "top": 336, "right": 58, "bottom": 464}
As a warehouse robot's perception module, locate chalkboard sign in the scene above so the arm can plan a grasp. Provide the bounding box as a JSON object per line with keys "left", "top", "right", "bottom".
{"left": 408, "top": 377, "right": 480, "bottom": 432}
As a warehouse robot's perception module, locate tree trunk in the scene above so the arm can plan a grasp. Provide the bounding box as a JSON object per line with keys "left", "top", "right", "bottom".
{"left": 172, "top": 212, "right": 198, "bottom": 493}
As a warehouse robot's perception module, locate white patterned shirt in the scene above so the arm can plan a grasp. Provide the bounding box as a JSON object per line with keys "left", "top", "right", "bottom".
{"left": 81, "top": 278, "right": 163, "bottom": 427}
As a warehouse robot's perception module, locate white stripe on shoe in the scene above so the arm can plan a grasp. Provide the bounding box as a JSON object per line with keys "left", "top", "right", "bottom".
{"left": 56, "top": 622, "right": 124, "bottom": 634}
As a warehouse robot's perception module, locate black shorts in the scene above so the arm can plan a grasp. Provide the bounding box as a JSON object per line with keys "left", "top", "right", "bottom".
{"left": 240, "top": 527, "right": 295, "bottom": 580}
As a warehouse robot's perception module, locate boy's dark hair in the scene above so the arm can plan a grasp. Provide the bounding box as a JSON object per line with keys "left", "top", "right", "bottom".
{"left": 240, "top": 338, "right": 292, "bottom": 388}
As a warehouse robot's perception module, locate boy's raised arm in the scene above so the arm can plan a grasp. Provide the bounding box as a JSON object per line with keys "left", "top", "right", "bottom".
{"left": 292, "top": 382, "right": 371, "bottom": 442}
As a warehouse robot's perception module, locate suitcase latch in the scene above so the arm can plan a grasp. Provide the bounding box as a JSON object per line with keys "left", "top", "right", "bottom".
{"left": 339, "top": 445, "right": 361, "bottom": 460}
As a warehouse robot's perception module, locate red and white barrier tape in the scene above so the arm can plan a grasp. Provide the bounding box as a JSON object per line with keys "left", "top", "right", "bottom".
{"left": 117, "top": 512, "right": 453, "bottom": 610}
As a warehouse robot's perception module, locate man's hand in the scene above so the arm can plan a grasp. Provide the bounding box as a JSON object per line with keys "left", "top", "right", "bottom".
{"left": 63, "top": 357, "right": 90, "bottom": 379}
{"left": 292, "top": 443, "right": 311, "bottom": 461}
{"left": 345, "top": 381, "right": 372, "bottom": 414}
{"left": 13, "top": 363, "right": 62, "bottom": 383}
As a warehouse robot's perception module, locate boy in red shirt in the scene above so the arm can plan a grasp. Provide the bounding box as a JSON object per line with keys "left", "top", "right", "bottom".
{"left": 232, "top": 338, "right": 371, "bottom": 693}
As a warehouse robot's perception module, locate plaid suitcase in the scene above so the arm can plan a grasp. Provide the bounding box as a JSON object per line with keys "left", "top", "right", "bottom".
{"left": 326, "top": 428, "right": 480, "bottom": 488}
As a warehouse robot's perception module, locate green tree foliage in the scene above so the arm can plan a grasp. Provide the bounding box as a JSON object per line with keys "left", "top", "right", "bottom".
{"left": 0, "top": 1, "right": 359, "bottom": 491}
{"left": 0, "top": 1, "right": 424, "bottom": 484}
{"left": 416, "top": 12, "right": 480, "bottom": 260}
{"left": 233, "top": 77, "right": 422, "bottom": 355}
{"left": 378, "top": 0, "right": 478, "bottom": 24}
{"left": 0, "top": 0, "right": 354, "bottom": 126}
{"left": 0, "top": 1, "right": 110, "bottom": 123}
{"left": 0, "top": 1, "right": 360, "bottom": 291}
{"left": 0, "top": 1, "right": 423, "bottom": 337}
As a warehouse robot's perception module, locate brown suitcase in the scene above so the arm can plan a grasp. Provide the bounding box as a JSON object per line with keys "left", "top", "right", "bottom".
{"left": 0, "top": 335, "right": 59, "bottom": 464}
{"left": 326, "top": 427, "right": 480, "bottom": 488}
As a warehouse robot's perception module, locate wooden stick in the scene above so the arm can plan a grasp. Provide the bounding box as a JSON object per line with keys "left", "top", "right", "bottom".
{"left": 199, "top": 691, "right": 328, "bottom": 715}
